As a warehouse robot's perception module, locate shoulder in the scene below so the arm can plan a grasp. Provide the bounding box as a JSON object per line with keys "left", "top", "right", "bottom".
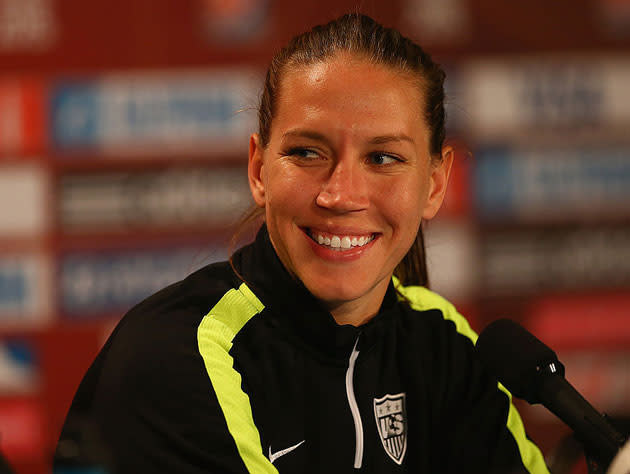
{"left": 106, "top": 259, "right": 269, "bottom": 383}
{"left": 116, "top": 260, "right": 237, "bottom": 335}
{"left": 67, "top": 260, "right": 269, "bottom": 472}
{"left": 392, "top": 277, "right": 478, "bottom": 344}
{"left": 88, "top": 259, "right": 252, "bottom": 412}
{"left": 97, "top": 260, "right": 243, "bottom": 385}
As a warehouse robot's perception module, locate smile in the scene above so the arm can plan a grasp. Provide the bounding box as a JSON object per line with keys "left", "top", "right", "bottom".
{"left": 307, "top": 229, "right": 376, "bottom": 251}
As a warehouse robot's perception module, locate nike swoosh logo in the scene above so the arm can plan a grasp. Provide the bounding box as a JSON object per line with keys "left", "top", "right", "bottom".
{"left": 268, "top": 440, "right": 305, "bottom": 464}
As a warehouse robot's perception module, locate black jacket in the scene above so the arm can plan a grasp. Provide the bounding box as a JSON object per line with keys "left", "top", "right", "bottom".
{"left": 56, "top": 227, "right": 549, "bottom": 473}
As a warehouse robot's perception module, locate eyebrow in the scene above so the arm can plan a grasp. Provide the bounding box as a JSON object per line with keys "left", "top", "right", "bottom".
{"left": 368, "top": 134, "right": 415, "bottom": 146}
{"left": 281, "top": 129, "right": 415, "bottom": 146}
{"left": 281, "top": 129, "right": 328, "bottom": 142}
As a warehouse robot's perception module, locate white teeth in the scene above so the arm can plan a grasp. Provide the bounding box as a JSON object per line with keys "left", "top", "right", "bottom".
{"left": 311, "top": 231, "right": 373, "bottom": 250}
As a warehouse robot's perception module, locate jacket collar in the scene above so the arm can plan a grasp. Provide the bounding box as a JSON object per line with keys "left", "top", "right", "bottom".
{"left": 231, "top": 225, "right": 399, "bottom": 358}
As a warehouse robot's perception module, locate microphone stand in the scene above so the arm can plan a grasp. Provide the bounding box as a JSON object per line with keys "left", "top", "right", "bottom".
{"left": 549, "top": 416, "right": 630, "bottom": 474}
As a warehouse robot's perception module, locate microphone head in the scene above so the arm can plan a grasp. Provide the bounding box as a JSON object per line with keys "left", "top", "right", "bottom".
{"left": 476, "top": 318, "right": 565, "bottom": 404}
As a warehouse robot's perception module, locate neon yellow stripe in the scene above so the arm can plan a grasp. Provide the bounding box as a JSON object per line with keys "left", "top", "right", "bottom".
{"left": 198, "top": 283, "right": 277, "bottom": 474}
{"left": 393, "top": 278, "right": 549, "bottom": 474}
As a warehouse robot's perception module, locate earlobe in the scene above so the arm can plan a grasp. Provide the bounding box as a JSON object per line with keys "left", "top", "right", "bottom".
{"left": 422, "top": 145, "right": 454, "bottom": 220}
{"left": 248, "top": 133, "right": 266, "bottom": 207}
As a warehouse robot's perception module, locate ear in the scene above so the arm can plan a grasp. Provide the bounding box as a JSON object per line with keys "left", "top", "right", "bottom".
{"left": 248, "top": 133, "right": 266, "bottom": 207}
{"left": 422, "top": 145, "right": 454, "bottom": 220}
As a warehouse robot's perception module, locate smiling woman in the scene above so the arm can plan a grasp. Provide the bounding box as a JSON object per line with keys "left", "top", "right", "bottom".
{"left": 54, "top": 13, "right": 550, "bottom": 474}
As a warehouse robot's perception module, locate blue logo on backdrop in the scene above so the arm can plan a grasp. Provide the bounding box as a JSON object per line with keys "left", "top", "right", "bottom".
{"left": 0, "top": 270, "right": 26, "bottom": 308}
{"left": 0, "top": 265, "right": 30, "bottom": 315}
{"left": 475, "top": 146, "right": 630, "bottom": 220}
{"left": 122, "top": 89, "right": 235, "bottom": 135}
{"left": 2, "top": 341, "right": 36, "bottom": 369}
{"left": 60, "top": 247, "right": 227, "bottom": 317}
{"left": 474, "top": 147, "right": 516, "bottom": 217}
{"left": 51, "top": 84, "right": 99, "bottom": 148}
{"left": 0, "top": 340, "right": 38, "bottom": 393}
{"left": 50, "top": 77, "right": 256, "bottom": 151}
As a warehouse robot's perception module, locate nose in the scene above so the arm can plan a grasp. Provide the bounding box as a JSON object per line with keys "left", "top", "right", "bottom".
{"left": 315, "top": 158, "right": 369, "bottom": 212}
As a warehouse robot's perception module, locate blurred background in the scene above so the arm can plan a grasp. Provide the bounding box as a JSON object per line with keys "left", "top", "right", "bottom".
{"left": 0, "top": 0, "right": 629, "bottom": 472}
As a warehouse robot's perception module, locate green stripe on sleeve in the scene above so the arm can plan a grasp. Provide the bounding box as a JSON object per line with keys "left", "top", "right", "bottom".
{"left": 197, "top": 283, "right": 277, "bottom": 474}
{"left": 393, "top": 278, "right": 550, "bottom": 474}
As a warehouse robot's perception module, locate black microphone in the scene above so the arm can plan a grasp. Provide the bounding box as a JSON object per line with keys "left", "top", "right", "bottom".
{"left": 476, "top": 318, "right": 627, "bottom": 467}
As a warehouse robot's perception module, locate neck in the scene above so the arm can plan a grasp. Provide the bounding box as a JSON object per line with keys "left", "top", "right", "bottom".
{"left": 325, "top": 279, "right": 390, "bottom": 327}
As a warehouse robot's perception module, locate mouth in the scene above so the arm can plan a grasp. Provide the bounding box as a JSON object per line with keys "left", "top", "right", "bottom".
{"left": 305, "top": 228, "right": 377, "bottom": 251}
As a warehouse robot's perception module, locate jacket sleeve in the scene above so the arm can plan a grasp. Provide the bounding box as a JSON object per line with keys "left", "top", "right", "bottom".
{"left": 432, "top": 320, "right": 549, "bottom": 473}
{"left": 54, "top": 292, "right": 277, "bottom": 474}
{"left": 395, "top": 281, "right": 549, "bottom": 474}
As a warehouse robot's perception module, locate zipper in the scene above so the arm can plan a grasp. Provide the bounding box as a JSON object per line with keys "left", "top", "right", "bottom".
{"left": 345, "top": 336, "right": 364, "bottom": 469}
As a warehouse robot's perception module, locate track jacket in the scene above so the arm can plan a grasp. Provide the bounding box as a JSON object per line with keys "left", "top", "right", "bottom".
{"left": 56, "top": 226, "right": 549, "bottom": 473}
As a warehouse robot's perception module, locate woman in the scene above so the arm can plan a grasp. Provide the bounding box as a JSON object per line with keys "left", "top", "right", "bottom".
{"left": 55, "top": 13, "right": 549, "bottom": 474}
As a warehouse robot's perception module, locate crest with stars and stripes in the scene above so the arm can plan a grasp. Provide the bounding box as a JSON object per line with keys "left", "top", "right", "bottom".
{"left": 373, "top": 392, "right": 407, "bottom": 465}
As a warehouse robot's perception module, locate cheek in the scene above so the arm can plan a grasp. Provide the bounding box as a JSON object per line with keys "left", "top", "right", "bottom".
{"left": 264, "top": 169, "right": 314, "bottom": 216}
{"left": 376, "top": 179, "right": 426, "bottom": 227}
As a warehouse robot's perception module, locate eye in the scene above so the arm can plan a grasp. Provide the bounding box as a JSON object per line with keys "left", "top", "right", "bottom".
{"left": 368, "top": 152, "right": 402, "bottom": 165}
{"left": 287, "top": 147, "right": 320, "bottom": 160}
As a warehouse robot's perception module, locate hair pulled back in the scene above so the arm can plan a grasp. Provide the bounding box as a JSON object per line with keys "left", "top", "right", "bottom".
{"left": 252, "top": 13, "right": 447, "bottom": 287}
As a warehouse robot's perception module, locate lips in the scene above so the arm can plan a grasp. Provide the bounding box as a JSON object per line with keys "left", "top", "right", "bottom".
{"left": 306, "top": 228, "right": 376, "bottom": 250}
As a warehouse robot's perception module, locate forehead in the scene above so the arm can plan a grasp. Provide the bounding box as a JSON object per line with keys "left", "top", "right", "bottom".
{"left": 273, "top": 55, "right": 428, "bottom": 141}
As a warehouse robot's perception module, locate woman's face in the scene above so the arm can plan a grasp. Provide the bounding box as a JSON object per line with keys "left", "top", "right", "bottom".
{"left": 249, "top": 54, "right": 452, "bottom": 324}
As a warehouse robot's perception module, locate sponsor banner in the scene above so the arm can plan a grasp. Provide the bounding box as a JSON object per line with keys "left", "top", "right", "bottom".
{"left": 452, "top": 57, "right": 630, "bottom": 138}
{"left": 60, "top": 244, "right": 228, "bottom": 316}
{"left": 475, "top": 146, "right": 630, "bottom": 221}
{"left": 0, "top": 254, "right": 50, "bottom": 326}
{"left": 425, "top": 219, "right": 477, "bottom": 300}
{"left": 50, "top": 71, "right": 260, "bottom": 155}
{"left": 0, "top": 340, "right": 38, "bottom": 394}
{"left": 0, "top": 163, "right": 48, "bottom": 236}
{"left": 0, "top": 398, "right": 45, "bottom": 462}
{"left": 0, "top": 79, "right": 45, "bottom": 155}
{"left": 59, "top": 165, "right": 251, "bottom": 231}
{"left": 481, "top": 226, "right": 630, "bottom": 295}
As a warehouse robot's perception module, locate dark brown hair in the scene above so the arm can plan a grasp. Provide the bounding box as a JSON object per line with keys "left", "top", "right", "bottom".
{"left": 239, "top": 13, "right": 447, "bottom": 287}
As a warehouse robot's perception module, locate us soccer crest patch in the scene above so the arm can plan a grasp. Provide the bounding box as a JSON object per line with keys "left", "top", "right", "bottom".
{"left": 373, "top": 392, "right": 407, "bottom": 465}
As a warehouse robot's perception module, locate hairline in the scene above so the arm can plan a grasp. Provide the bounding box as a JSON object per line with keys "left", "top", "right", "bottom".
{"left": 268, "top": 51, "right": 433, "bottom": 149}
